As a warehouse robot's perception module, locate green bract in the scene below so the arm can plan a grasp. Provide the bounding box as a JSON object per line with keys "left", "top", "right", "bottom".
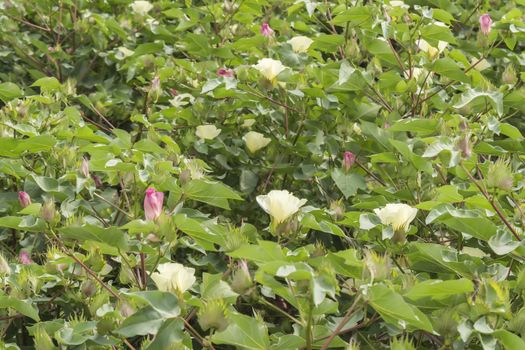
{"left": 0, "top": 0, "right": 524, "bottom": 349}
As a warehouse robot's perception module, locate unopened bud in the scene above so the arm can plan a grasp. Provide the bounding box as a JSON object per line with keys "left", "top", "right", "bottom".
{"left": 81, "top": 279, "right": 97, "bottom": 297}
{"left": 41, "top": 199, "right": 57, "bottom": 224}
{"left": 0, "top": 254, "right": 10, "bottom": 275}
{"left": 502, "top": 64, "right": 517, "bottom": 85}
{"left": 457, "top": 135, "right": 472, "bottom": 159}
{"left": 81, "top": 157, "right": 89, "bottom": 178}
{"left": 19, "top": 251, "right": 32, "bottom": 265}
{"left": 198, "top": 299, "right": 229, "bottom": 332}
{"left": 329, "top": 200, "right": 346, "bottom": 221}
{"left": 486, "top": 159, "right": 513, "bottom": 191}
{"left": 231, "top": 260, "right": 252, "bottom": 294}
{"left": 363, "top": 250, "right": 391, "bottom": 282}
{"left": 18, "top": 191, "right": 31, "bottom": 208}
{"left": 342, "top": 151, "right": 356, "bottom": 172}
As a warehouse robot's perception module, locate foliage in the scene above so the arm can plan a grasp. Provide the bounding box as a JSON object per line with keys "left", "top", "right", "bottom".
{"left": 0, "top": 0, "right": 525, "bottom": 349}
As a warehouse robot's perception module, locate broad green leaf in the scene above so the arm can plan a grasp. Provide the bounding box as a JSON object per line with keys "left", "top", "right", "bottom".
{"left": 183, "top": 179, "right": 242, "bottom": 210}
{"left": 0, "top": 82, "right": 23, "bottom": 102}
{"left": 59, "top": 225, "right": 129, "bottom": 250}
{"left": 211, "top": 313, "right": 270, "bottom": 350}
{"left": 331, "top": 169, "right": 366, "bottom": 198}
{"left": 0, "top": 296, "right": 40, "bottom": 321}
{"left": 404, "top": 279, "right": 474, "bottom": 300}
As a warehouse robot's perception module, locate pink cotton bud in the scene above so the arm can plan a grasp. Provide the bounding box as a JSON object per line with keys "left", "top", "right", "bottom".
{"left": 217, "top": 68, "right": 234, "bottom": 78}
{"left": 170, "top": 88, "right": 178, "bottom": 96}
{"left": 480, "top": 14, "right": 492, "bottom": 35}
{"left": 19, "top": 251, "right": 32, "bottom": 265}
{"left": 81, "top": 157, "right": 89, "bottom": 177}
{"left": 18, "top": 191, "right": 31, "bottom": 208}
{"left": 343, "top": 151, "right": 356, "bottom": 172}
{"left": 144, "top": 188, "right": 164, "bottom": 221}
{"left": 91, "top": 175, "right": 102, "bottom": 188}
{"left": 260, "top": 22, "right": 274, "bottom": 37}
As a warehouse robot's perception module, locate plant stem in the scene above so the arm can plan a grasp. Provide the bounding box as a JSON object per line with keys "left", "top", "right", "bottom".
{"left": 319, "top": 294, "right": 363, "bottom": 350}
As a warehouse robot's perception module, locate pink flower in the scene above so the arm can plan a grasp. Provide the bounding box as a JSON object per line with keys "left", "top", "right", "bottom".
{"left": 170, "top": 88, "right": 178, "bottom": 96}
{"left": 81, "top": 157, "right": 89, "bottom": 177}
{"left": 480, "top": 14, "right": 492, "bottom": 35}
{"left": 217, "top": 68, "right": 234, "bottom": 78}
{"left": 19, "top": 251, "right": 32, "bottom": 265}
{"left": 343, "top": 151, "right": 356, "bottom": 172}
{"left": 260, "top": 22, "right": 274, "bottom": 37}
{"left": 18, "top": 191, "right": 31, "bottom": 208}
{"left": 144, "top": 188, "right": 164, "bottom": 221}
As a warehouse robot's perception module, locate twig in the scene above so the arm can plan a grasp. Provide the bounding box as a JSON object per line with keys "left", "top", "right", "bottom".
{"left": 319, "top": 295, "right": 363, "bottom": 350}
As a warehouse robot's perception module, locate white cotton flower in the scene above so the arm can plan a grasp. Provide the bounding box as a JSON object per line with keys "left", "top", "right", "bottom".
{"left": 254, "top": 58, "right": 286, "bottom": 82}
{"left": 130, "top": 1, "right": 153, "bottom": 15}
{"left": 416, "top": 39, "right": 447, "bottom": 59}
{"left": 287, "top": 36, "right": 313, "bottom": 53}
{"left": 374, "top": 203, "right": 418, "bottom": 232}
{"left": 243, "top": 131, "right": 271, "bottom": 153}
{"left": 151, "top": 263, "right": 196, "bottom": 294}
{"left": 256, "top": 190, "right": 307, "bottom": 224}
{"left": 196, "top": 125, "right": 221, "bottom": 140}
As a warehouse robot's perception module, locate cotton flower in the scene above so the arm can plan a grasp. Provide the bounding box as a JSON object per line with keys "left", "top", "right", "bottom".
{"left": 374, "top": 203, "right": 418, "bottom": 232}
{"left": 217, "top": 68, "right": 234, "bottom": 78}
{"left": 342, "top": 151, "right": 355, "bottom": 172}
{"left": 416, "top": 39, "right": 447, "bottom": 59}
{"left": 18, "top": 191, "right": 31, "bottom": 208}
{"left": 144, "top": 188, "right": 164, "bottom": 221}
{"left": 254, "top": 58, "right": 286, "bottom": 83}
{"left": 243, "top": 131, "right": 271, "bottom": 153}
{"left": 480, "top": 14, "right": 492, "bottom": 35}
{"left": 256, "top": 190, "right": 307, "bottom": 224}
{"left": 196, "top": 125, "right": 221, "bottom": 140}
{"left": 287, "top": 36, "right": 313, "bottom": 53}
{"left": 151, "top": 263, "right": 196, "bottom": 294}
{"left": 260, "top": 22, "right": 274, "bottom": 37}
{"left": 81, "top": 157, "right": 89, "bottom": 178}
{"left": 130, "top": 1, "right": 153, "bottom": 15}
{"left": 19, "top": 251, "right": 32, "bottom": 265}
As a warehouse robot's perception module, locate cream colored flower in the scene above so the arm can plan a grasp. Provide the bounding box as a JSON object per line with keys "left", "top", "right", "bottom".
{"left": 130, "top": 1, "right": 153, "bottom": 15}
{"left": 287, "top": 36, "right": 313, "bottom": 53}
{"left": 254, "top": 58, "right": 286, "bottom": 82}
{"left": 374, "top": 203, "right": 418, "bottom": 232}
{"left": 151, "top": 263, "right": 196, "bottom": 294}
{"left": 256, "top": 190, "right": 307, "bottom": 224}
{"left": 196, "top": 125, "right": 221, "bottom": 140}
{"left": 243, "top": 131, "right": 271, "bottom": 153}
{"left": 417, "top": 39, "right": 447, "bottom": 59}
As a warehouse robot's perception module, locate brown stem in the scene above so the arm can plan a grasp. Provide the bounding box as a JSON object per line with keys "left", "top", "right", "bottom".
{"left": 319, "top": 295, "right": 363, "bottom": 350}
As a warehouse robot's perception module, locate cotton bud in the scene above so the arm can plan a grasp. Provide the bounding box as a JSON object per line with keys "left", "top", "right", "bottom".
{"left": 363, "top": 250, "right": 391, "bottom": 282}
{"left": 81, "top": 279, "right": 97, "bottom": 297}
{"left": 342, "top": 151, "right": 356, "bottom": 172}
{"left": 80, "top": 157, "right": 89, "bottom": 177}
{"left": 346, "top": 338, "right": 360, "bottom": 350}
{"left": 150, "top": 75, "right": 161, "bottom": 102}
{"left": 260, "top": 22, "right": 273, "bottom": 37}
{"left": 18, "top": 191, "right": 31, "bottom": 208}
{"left": 217, "top": 68, "right": 234, "bottom": 78}
{"left": 486, "top": 159, "right": 513, "bottom": 191}
{"left": 457, "top": 135, "right": 472, "bottom": 159}
{"left": 91, "top": 175, "right": 103, "bottom": 188}
{"left": 223, "top": 226, "right": 248, "bottom": 252}
{"left": 41, "top": 199, "right": 57, "bottom": 224}
{"left": 198, "top": 299, "right": 229, "bottom": 332}
{"left": 144, "top": 188, "right": 164, "bottom": 221}
{"left": 0, "top": 254, "right": 10, "bottom": 275}
{"left": 179, "top": 169, "right": 191, "bottom": 185}
{"left": 19, "top": 251, "right": 32, "bottom": 265}
{"left": 479, "top": 14, "right": 492, "bottom": 35}
{"left": 502, "top": 64, "right": 517, "bottom": 85}
{"left": 329, "top": 200, "right": 346, "bottom": 221}
{"left": 231, "top": 260, "right": 253, "bottom": 294}
{"left": 119, "top": 301, "right": 135, "bottom": 318}
{"left": 390, "top": 337, "right": 416, "bottom": 350}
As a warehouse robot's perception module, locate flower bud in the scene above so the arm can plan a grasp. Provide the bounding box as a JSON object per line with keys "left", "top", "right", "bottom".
{"left": 457, "top": 135, "right": 472, "bottom": 159}
{"left": 119, "top": 301, "right": 135, "bottom": 318}
{"left": 91, "top": 174, "right": 103, "bottom": 188}
{"left": 260, "top": 22, "right": 274, "bottom": 37}
{"left": 80, "top": 157, "right": 89, "bottom": 178}
{"left": 342, "top": 151, "right": 356, "bottom": 172}
{"left": 223, "top": 226, "right": 248, "bottom": 252}
{"left": 198, "top": 299, "right": 229, "bottom": 332}
{"left": 19, "top": 251, "right": 32, "bottom": 265}
{"left": 144, "top": 188, "right": 164, "bottom": 221}
{"left": 179, "top": 169, "right": 191, "bottom": 185}
{"left": 231, "top": 260, "right": 253, "bottom": 294}
{"left": 346, "top": 338, "right": 360, "bottom": 350}
{"left": 502, "top": 64, "right": 517, "bottom": 85}
{"left": 81, "top": 279, "right": 97, "bottom": 298}
{"left": 41, "top": 199, "right": 57, "bottom": 224}
{"left": 150, "top": 75, "right": 161, "bottom": 102}
{"left": 362, "top": 250, "right": 391, "bottom": 282}
{"left": 479, "top": 14, "right": 492, "bottom": 35}
{"left": 486, "top": 159, "right": 513, "bottom": 191}
{"left": 329, "top": 200, "right": 346, "bottom": 221}
{"left": 0, "top": 254, "right": 10, "bottom": 275}
{"left": 18, "top": 191, "right": 31, "bottom": 208}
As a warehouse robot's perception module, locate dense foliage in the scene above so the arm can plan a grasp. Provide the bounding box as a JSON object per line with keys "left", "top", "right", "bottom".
{"left": 1, "top": 0, "right": 525, "bottom": 349}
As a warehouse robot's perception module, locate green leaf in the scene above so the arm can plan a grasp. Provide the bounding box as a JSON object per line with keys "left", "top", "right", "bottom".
{"left": 183, "top": 179, "right": 242, "bottom": 210}
{"left": 454, "top": 89, "right": 503, "bottom": 116}
{"left": 404, "top": 279, "right": 474, "bottom": 300}
{"left": 59, "top": 225, "right": 129, "bottom": 250}
{"left": 421, "top": 24, "right": 456, "bottom": 43}
{"left": 116, "top": 306, "right": 164, "bottom": 337}
{"left": 0, "top": 82, "right": 23, "bottom": 102}
{"left": 332, "top": 7, "right": 372, "bottom": 26}
{"left": 431, "top": 58, "right": 469, "bottom": 83}
{"left": 389, "top": 118, "right": 440, "bottom": 134}
{"left": 228, "top": 241, "right": 285, "bottom": 264}
{"left": 211, "top": 313, "right": 270, "bottom": 350}
{"left": 493, "top": 330, "right": 525, "bottom": 350}
{"left": 331, "top": 169, "right": 366, "bottom": 198}
{"left": 31, "top": 77, "right": 61, "bottom": 92}
{"left": 368, "top": 284, "right": 434, "bottom": 332}
{"left": 124, "top": 291, "right": 180, "bottom": 318}
{"left": 312, "top": 34, "right": 344, "bottom": 53}
{"left": 0, "top": 296, "right": 40, "bottom": 321}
